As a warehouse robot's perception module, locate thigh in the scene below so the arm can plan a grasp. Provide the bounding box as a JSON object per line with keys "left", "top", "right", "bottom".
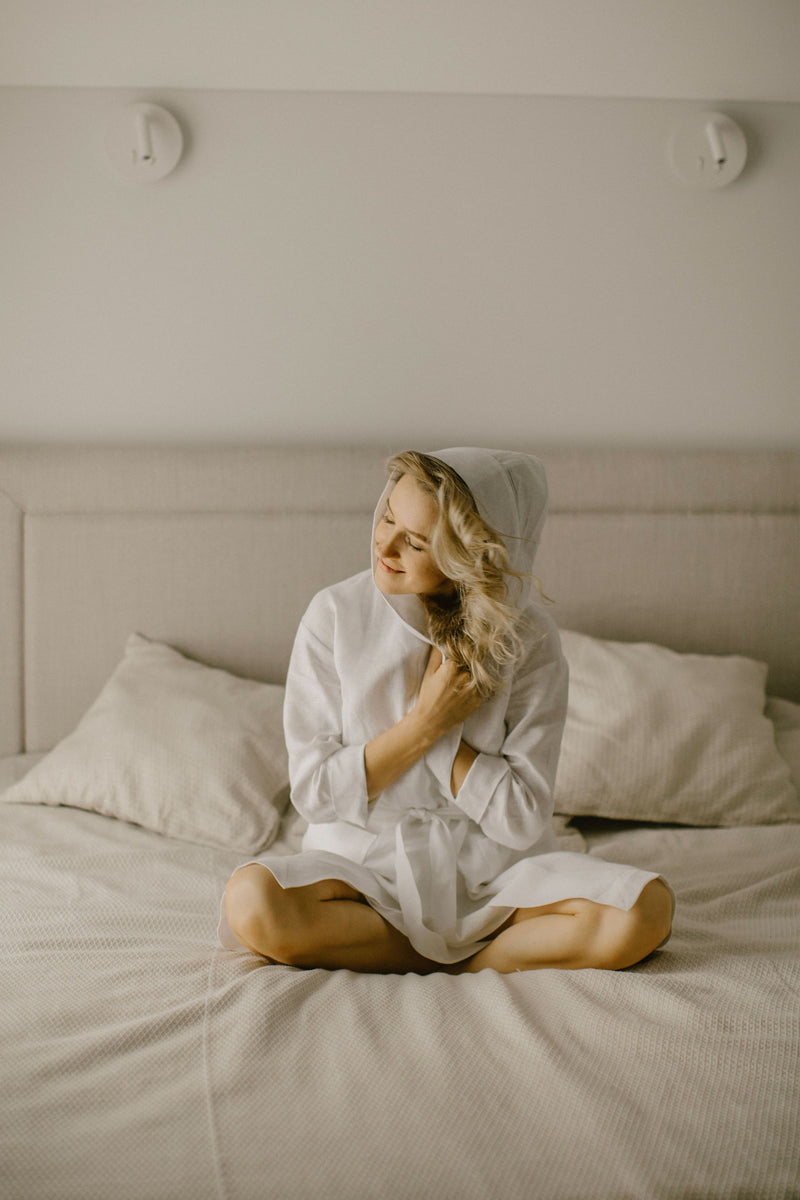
{"left": 492, "top": 879, "right": 673, "bottom": 968}
{"left": 228, "top": 865, "right": 364, "bottom": 919}
{"left": 497, "top": 880, "right": 672, "bottom": 932}
{"left": 225, "top": 867, "right": 369, "bottom": 957}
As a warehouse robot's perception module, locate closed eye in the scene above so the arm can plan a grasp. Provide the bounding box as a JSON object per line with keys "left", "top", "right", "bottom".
{"left": 381, "top": 508, "right": 427, "bottom": 552}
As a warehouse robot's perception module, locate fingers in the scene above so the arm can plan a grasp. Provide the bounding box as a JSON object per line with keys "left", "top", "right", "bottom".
{"left": 416, "top": 647, "right": 482, "bottom": 732}
{"left": 424, "top": 647, "right": 480, "bottom": 708}
{"left": 425, "top": 646, "right": 443, "bottom": 676}
{"left": 426, "top": 648, "right": 475, "bottom": 692}
{"left": 439, "top": 661, "right": 479, "bottom": 705}
{"left": 451, "top": 666, "right": 476, "bottom": 694}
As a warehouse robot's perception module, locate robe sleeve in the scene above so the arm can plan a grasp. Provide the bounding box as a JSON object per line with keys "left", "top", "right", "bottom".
{"left": 447, "top": 621, "right": 568, "bottom": 850}
{"left": 283, "top": 608, "right": 370, "bottom": 830}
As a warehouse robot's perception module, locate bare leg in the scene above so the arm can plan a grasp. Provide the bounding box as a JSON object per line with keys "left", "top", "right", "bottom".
{"left": 457, "top": 878, "right": 673, "bottom": 974}
{"left": 223, "top": 865, "right": 442, "bottom": 974}
{"left": 224, "top": 867, "right": 672, "bottom": 976}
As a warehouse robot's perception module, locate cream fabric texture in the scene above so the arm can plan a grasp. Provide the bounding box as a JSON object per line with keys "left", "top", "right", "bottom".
{"left": 2, "top": 802, "right": 799, "bottom": 1200}
{"left": 0, "top": 491, "right": 22, "bottom": 755}
{"left": 768, "top": 696, "right": 800, "bottom": 791}
{"left": 4, "top": 448, "right": 796, "bottom": 757}
{"left": 1, "top": 634, "right": 290, "bottom": 853}
{"left": 555, "top": 630, "right": 799, "bottom": 825}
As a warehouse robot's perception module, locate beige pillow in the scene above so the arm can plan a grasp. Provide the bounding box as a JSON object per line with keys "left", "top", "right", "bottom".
{"left": 1, "top": 634, "right": 291, "bottom": 853}
{"left": 767, "top": 696, "right": 800, "bottom": 793}
{"left": 555, "top": 630, "right": 799, "bottom": 826}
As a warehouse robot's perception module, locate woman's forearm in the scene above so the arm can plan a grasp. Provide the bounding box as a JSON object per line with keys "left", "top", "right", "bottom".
{"left": 365, "top": 720, "right": 478, "bottom": 804}
{"left": 364, "top": 712, "right": 437, "bottom": 802}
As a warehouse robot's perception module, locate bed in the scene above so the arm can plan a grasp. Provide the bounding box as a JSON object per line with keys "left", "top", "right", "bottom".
{"left": 1, "top": 444, "right": 798, "bottom": 1200}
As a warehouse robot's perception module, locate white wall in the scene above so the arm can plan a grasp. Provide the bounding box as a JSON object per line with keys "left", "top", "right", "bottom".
{"left": 3, "top": 1, "right": 799, "bottom": 101}
{"left": 1, "top": 3, "right": 798, "bottom": 447}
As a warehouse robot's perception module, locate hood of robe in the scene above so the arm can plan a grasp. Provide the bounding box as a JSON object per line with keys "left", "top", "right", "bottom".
{"left": 371, "top": 447, "right": 549, "bottom": 642}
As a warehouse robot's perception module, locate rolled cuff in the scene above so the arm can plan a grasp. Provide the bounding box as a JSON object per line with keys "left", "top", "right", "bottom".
{"left": 452, "top": 751, "right": 507, "bottom": 825}
{"left": 327, "top": 743, "right": 370, "bottom": 828}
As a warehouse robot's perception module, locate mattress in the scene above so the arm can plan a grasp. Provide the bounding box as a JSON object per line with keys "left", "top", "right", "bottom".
{"left": 2, "top": 795, "right": 798, "bottom": 1200}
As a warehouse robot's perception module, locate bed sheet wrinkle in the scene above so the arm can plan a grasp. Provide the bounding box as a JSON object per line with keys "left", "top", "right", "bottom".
{"left": 202, "top": 964, "right": 543, "bottom": 1200}
{"left": 3, "top": 970, "right": 223, "bottom": 1198}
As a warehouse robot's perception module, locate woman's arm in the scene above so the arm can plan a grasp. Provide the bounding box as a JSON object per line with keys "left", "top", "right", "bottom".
{"left": 364, "top": 648, "right": 482, "bottom": 802}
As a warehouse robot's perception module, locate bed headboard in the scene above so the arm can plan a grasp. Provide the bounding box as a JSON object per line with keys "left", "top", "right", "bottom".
{"left": 0, "top": 445, "right": 797, "bottom": 755}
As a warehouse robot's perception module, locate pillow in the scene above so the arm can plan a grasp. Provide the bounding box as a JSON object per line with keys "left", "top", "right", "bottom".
{"left": 1, "top": 634, "right": 291, "bottom": 853}
{"left": 766, "top": 696, "right": 800, "bottom": 793}
{"left": 554, "top": 629, "right": 799, "bottom": 826}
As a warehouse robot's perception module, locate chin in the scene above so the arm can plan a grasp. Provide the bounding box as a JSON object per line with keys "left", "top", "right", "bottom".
{"left": 374, "top": 563, "right": 412, "bottom": 594}
{"left": 374, "top": 568, "right": 400, "bottom": 593}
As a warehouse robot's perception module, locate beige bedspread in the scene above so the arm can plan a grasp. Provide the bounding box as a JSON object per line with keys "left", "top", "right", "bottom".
{"left": 1, "top": 798, "right": 798, "bottom": 1200}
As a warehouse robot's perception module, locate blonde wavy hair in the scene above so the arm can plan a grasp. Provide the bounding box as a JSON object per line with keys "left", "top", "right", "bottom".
{"left": 385, "top": 450, "right": 531, "bottom": 698}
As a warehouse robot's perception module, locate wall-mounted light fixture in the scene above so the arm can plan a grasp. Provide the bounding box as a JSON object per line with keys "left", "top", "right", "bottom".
{"left": 668, "top": 111, "right": 747, "bottom": 189}
{"left": 106, "top": 103, "right": 184, "bottom": 183}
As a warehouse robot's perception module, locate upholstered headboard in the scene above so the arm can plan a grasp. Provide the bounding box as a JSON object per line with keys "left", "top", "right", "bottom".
{"left": 0, "top": 445, "right": 797, "bottom": 756}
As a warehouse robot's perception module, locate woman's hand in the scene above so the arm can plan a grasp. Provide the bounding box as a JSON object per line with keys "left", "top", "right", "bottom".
{"left": 414, "top": 648, "right": 483, "bottom": 738}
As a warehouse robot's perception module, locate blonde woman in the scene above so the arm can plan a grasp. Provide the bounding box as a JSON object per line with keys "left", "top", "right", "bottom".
{"left": 221, "top": 448, "right": 673, "bottom": 973}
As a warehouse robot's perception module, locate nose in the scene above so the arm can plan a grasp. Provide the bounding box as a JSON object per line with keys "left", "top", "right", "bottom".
{"left": 379, "top": 528, "right": 401, "bottom": 558}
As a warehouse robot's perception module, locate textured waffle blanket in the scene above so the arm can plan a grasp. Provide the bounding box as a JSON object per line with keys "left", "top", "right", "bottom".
{"left": 1, "top": 800, "right": 798, "bottom": 1200}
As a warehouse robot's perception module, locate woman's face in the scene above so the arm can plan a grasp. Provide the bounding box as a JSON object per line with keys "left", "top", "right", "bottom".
{"left": 374, "top": 474, "right": 451, "bottom": 597}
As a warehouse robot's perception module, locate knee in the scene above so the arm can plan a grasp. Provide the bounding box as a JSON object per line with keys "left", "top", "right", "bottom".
{"left": 595, "top": 879, "right": 673, "bottom": 971}
{"left": 224, "top": 865, "right": 288, "bottom": 959}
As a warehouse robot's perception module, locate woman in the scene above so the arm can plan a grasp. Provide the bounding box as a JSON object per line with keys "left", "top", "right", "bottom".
{"left": 221, "top": 447, "right": 673, "bottom": 973}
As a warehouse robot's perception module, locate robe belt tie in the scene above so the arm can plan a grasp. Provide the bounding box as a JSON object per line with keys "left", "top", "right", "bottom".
{"left": 394, "top": 806, "right": 469, "bottom": 962}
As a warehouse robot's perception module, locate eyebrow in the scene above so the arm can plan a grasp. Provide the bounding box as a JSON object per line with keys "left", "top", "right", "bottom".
{"left": 385, "top": 499, "right": 429, "bottom": 543}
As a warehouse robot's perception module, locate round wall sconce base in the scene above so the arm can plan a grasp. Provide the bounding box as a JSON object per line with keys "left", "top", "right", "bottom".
{"left": 106, "top": 103, "right": 184, "bottom": 183}
{"left": 668, "top": 111, "right": 747, "bottom": 189}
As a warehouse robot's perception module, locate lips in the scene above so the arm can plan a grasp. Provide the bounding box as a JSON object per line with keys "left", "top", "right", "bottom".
{"left": 378, "top": 558, "right": 403, "bottom": 574}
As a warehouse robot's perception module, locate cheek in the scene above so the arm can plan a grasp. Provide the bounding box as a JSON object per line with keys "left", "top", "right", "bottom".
{"left": 416, "top": 558, "right": 448, "bottom": 589}
{"left": 375, "top": 525, "right": 394, "bottom": 556}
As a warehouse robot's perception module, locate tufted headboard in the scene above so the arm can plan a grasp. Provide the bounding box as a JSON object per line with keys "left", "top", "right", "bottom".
{"left": 0, "top": 445, "right": 797, "bottom": 757}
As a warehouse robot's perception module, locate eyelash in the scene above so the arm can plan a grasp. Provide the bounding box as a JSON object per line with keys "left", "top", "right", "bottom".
{"left": 382, "top": 513, "right": 424, "bottom": 552}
